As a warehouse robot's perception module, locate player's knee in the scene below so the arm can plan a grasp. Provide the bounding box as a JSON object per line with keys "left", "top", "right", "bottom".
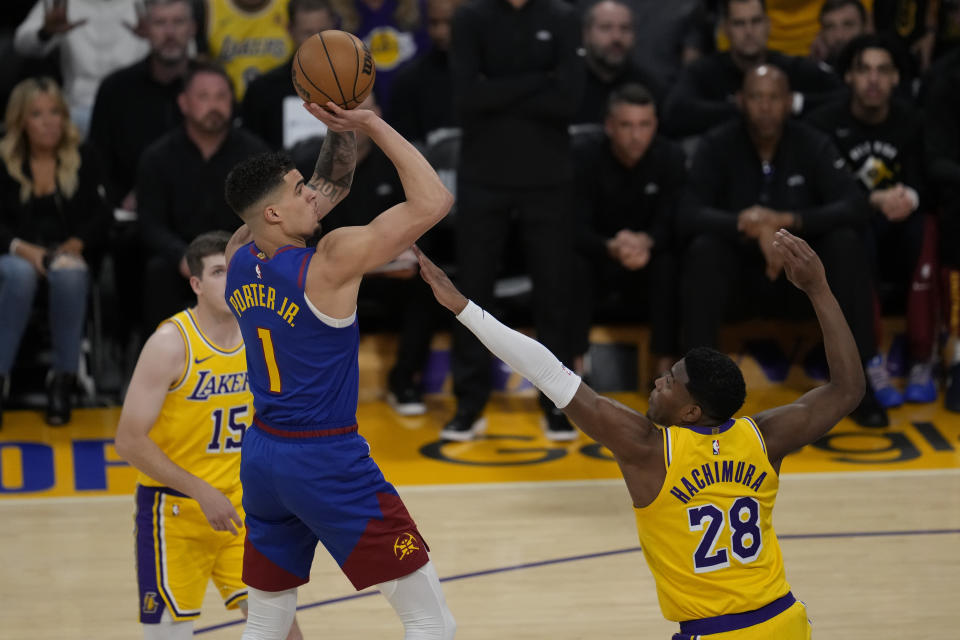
{"left": 242, "top": 587, "right": 298, "bottom": 640}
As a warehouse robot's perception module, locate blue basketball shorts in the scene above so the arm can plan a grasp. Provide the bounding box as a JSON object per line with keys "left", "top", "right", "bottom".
{"left": 240, "top": 420, "right": 430, "bottom": 591}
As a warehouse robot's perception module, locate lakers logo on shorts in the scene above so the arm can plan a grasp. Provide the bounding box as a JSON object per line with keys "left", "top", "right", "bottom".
{"left": 393, "top": 533, "right": 420, "bottom": 561}
{"left": 142, "top": 592, "right": 159, "bottom": 614}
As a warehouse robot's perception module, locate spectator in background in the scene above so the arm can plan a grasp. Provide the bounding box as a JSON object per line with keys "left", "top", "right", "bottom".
{"left": 13, "top": 0, "right": 150, "bottom": 136}
{"left": 241, "top": 0, "right": 337, "bottom": 150}
{"left": 924, "top": 46, "right": 960, "bottom": 412}
{"left": 571, "top": 84, "right": 684, "bottom": 380}
{"left": 604, "top": 0, "right": 708, "bottom": 98}
{"left": 137, "top": 62, "right": 268, "bottom": 332}
{"left": 294, "top": 94, "right": 444, "bottom": 415}
{"left": 763, "top": 0, "right": 871, "bottom": 56}
{"left": 331, "top": 0, "right": 430, "bottom": 118}
{"left": 0, "top": 78, "right": 109, "bottom": 426}
{"left": 200, "top": 0, "right": 293, "bottom": 101}
{"left": 663, "top": 0, "right": 840, "bottom": 138}
{"left": 678, "top": 65, "right": 888, "bottom": 427}
{"left": 874, "top": 0, "right": 959, "bottom": 72}
{"left": 811, "top": 0, "right": 870, "bottom": 68}
{"left": 807, "top": 35, "right": 934, "bottom": 407}
{"left": 447, "top": 0, "right": 584, "bottom": 441}
{"left": 389, "top": 0, "right": 459, "bottom": 144}
{"left": 573, "top": 0, "right": 660, "bottom": 127}
{"left": 89, "top": 0, "right": 196, "bottom": 352}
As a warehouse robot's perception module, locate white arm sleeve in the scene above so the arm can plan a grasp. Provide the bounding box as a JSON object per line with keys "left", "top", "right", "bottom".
{"left": 456, "top": 301, "right": 581, "bottom": 408}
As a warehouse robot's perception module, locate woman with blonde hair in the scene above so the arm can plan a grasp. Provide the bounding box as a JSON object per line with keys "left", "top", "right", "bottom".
{"left": 0, "top": 77, "right": 108, "bottom": 426}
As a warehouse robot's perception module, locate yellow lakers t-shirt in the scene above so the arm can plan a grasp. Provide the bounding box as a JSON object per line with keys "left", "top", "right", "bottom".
{"left": 207, "top": 0, "right": 293, "bottom": 100}
{"left": 635, "top": 417, "right": 790, "bottom": 622}
{"left": 137, "top": 309, "right": 251, "bottom": 495}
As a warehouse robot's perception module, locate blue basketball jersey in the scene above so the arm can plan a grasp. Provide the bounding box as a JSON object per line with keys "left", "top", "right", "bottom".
{"left": 226, "top": 243, "right": 360, "bottom": 429}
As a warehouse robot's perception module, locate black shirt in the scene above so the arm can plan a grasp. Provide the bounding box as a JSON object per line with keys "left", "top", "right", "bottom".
{"left": 680, "top": 119, "right": 867, "bottom": 241}
{"left": 451, "top": 0, "right": 585, "bottom": 187}
{"left": 805, "top": 97, "right": 925, "bottom": 206}
{"left": 0, "top": 145, "right": 110, "bottom": 255}
{"left": 240, "top": 58, "right": 296, "bottom": 150}
{"left": 662, "top": 50, "right": 842, "bottom": 138}
{"left": 319, "top": 147, "right": 404, "bottom": 230}
{"left": 88, "top": 57, "right": 184, "bottom": 208}
{"left": 573, "top": 135, "right": 685, "bottom": 260}
{"left": 573, "top": 60, "right": 660, "bottom": 127}
{"left": 137, "top": 127, "right": 269, "bottom": 263}
{"left": 389, "top": 48, "right": 456, "bottom": 144}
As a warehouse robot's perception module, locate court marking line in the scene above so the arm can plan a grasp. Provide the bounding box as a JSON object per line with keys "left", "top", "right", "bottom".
{"left": 193, "top": 527, "right": 960, "bottom": 635}
{"left": 2, "top": 468, "right": 960, "bottom": 504}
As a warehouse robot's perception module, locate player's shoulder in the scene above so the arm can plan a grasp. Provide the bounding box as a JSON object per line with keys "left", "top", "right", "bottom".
{"left": 139, "top": 319, "right": 189, "bottom": 373}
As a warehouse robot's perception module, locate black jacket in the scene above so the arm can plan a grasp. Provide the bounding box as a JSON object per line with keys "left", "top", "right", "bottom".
{"left": 240, "top": 59, "right": 297, "bottom": 151}
{"left": 680, "top": 119, "right": 867, "bottom": 241}
{"left": 136, "top": 127, "right": 269, "bottom": 263}
{"left": 0, "top": 144, "right": 110, "bottom": 256}
{"left": 451, "top": 0, "right": 585, "bottom": 187}
{"left": 573, "top": 134, "right": 685, "bottom": 261}
{"left": 663, "top": 50, "right": 842, "bottom": 138}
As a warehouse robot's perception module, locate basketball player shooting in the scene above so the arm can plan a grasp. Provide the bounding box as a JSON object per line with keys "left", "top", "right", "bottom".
{"left": 416, "top": 230, "right": 864, "bottom": 639}
{"left": 222, "top": 96, "right": 455, "bottom": 639}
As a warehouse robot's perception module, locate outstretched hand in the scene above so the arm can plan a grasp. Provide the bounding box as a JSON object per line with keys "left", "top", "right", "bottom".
{"left": 303, "top": 101, "right": 376, "bottom": 133}
{"left": 772, "top": 229, "right": 827, "bottom": 294}
{"left": 414, "top": 246, "right": 468, "bottom": 314}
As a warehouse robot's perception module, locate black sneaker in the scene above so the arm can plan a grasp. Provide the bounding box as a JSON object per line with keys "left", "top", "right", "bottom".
{"left": 946, "top": 363, "right": 960, "bottom": 414}
{"left": 543, "top": 408, "right": 578, "bottom": 442}
{"left": 849, "top": 383, "right": 889, "bottom": 428}
{"left": 387, "top": 386, "right": 427, "bottom": 416}
{"left": 440, "top": 409, "right": 486, "bottom": 441}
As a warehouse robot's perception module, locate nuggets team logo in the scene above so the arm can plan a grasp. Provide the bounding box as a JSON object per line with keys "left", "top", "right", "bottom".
{"left": 256, "top": 264, "right": 262, "bottom": 280}
{"left": 393, "top": 532, "right": 420, "bottom": 560}
{"left": 142, "top": 592, "right": 159, "bottom": 614}
{"left": 712, "top": 439, "right": 720, "bottom": 456}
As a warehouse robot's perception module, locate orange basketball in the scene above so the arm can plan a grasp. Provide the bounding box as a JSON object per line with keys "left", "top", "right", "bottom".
{"left": 291, "top": 30, "right": 376, "bottom": 110}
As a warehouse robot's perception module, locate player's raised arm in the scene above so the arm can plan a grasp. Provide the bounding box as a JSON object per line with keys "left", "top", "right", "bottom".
{"left": 416, "top": 248, "right": 661, "bottom": 468}
{"left": 114, "top": 325, "right": 243, "bottom": 535}
{"left": 306, "top": 103, "right": 453, "bottom": 283}
{"left": 306, "top": 128, "right": 356, "bottom": 215}
{"left": 225, "top": 223, "right": 253, "bottom": 267}
{"left": 752, "top": 230, "right": 865, "bottom": 469}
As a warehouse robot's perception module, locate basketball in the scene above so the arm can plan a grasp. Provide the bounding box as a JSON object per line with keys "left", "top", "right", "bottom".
{"left": 291, "top": 30, "right": 376, "bottom": 110}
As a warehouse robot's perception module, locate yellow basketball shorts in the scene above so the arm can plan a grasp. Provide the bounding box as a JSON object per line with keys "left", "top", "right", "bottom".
{"left": 673, "top": 593, "right": 811, "bottom": 639}
{"left": 134, "top": 485, "right": 247, "bottom": 623}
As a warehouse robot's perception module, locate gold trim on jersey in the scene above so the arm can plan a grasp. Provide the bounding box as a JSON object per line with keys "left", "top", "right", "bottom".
{"left": 166, "top": 317, "right": 192, "bottom": 391}
{"left": 185, "top": 308, "right": 243, "bottom": 355}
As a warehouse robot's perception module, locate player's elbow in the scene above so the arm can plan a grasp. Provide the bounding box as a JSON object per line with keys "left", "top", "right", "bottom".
{"left": 418, "top": 186, "right": 453, "bottom": 223}
{"left": 113, "top": 427, "right": 138, "bottom": 462}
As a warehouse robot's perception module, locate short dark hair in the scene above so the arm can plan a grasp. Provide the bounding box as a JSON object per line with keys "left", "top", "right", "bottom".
{"left": 185, "top": 230, "right": 231, "bottom": 278}
{"left": 683, "top": 347, "right": 746, "bottom": 422}
{"left": 288, "top": 0, "right": 333, "bottom": 25}
{"left": 721, "top": 0, "right": 766, "bottom": 19}
{"left": 583, "top": 0, "right": 633, "bottom": 29}
{"left": 606, "top": 82, "right": 655, "bottom": 117}
{"left": 224, "top": 151, "right": 295, "bottom": 219}
{"left": 182, "top": 59, "right": 234, "bottom": 96}
{"left": 819, "top": 0, "right": 867, "bottom": 24}
{"left": 837, "top": 33, "right": 902, "bottom": 76}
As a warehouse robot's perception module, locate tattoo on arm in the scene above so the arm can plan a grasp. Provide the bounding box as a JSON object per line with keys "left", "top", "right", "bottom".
{"left": 309, "top": 131, "right": 356, "bottom": 202}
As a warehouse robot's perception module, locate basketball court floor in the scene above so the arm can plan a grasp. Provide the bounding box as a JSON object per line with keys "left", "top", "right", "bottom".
{"left": 1, "top": 381, "right": 958, "bottom": 639}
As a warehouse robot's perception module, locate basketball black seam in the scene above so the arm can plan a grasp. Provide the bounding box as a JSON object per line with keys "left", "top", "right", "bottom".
{"left": 318, "top": 32, "right": 348, "bottom": 108}
{"left": 296, "top": 48, "right": 336, "bottom": 104}
{"left": 350, "top": 36, "right": 361, "bottom": 102}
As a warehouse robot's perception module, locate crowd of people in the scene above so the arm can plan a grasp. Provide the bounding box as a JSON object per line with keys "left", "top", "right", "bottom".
{"left": 0, "top": 0, "right": 958, "bottom": 431}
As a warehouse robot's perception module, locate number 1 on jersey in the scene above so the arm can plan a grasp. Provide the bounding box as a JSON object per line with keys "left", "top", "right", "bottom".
{"left": 257, "top": 327, "right": 282, "bottom": 393}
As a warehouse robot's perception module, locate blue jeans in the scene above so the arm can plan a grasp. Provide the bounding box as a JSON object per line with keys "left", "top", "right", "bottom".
{"left": 0, "top": 254, "right": 89, "bottom": 375}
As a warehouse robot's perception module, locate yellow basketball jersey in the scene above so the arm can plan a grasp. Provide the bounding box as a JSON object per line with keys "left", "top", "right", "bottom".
{"left": 634, "top": 417, "right": 789, "bottom": 622}
{"left": 207, "top": 0, "right": 293, "bottom": 100}
{"left": 137, "top": 309, "right": 251, "bottom": 495}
